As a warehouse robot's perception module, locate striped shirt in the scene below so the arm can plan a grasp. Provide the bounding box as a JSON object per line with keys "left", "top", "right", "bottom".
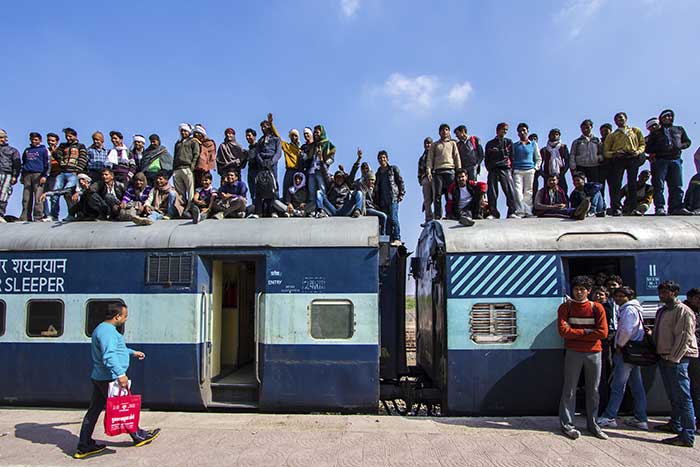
{"left": 557, "top": 300, "right": 608, "bottom": 353}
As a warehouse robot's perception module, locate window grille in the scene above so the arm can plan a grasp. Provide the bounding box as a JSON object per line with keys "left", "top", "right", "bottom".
{"left": 470, "top": 303, "right": 517, "bottom": 344}
{"left": 640, "top": 301, "right": 662, "bottom": 328}
{"left": 146, "top": 254, "right": 193, "bottom": 285}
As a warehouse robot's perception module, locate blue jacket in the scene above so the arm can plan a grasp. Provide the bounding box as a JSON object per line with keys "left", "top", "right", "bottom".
{"left": 511, "top": 140, "right": 540, "bottom": 170}
{"left": 91, "top": 322, "right": 134, "bottom": 381}
{"left": 22, "top": 144, "right": 50, "bottom": 177}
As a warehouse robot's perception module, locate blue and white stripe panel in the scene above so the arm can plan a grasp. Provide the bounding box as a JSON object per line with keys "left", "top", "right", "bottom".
{"left": 448, "top": 254, "right": 562, "bottom": 298}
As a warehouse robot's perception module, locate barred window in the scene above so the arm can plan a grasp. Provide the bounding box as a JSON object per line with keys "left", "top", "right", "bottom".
{"left": 309, "top": 299, "right": 355, "bottom": 339}
{"left": 27, "top": 300, "right": 64, "bottom": 338}
{"left": 470, "top": 303, "right": 517, "bottom": 344}
{"left": 640, "top": 301, "right": 662, "bottom": 328}
{"left": 146, "top": 254, "right": 193, "bottom": 285}
{"left": 86, "top": 300, "right": 125, "bottom": 337}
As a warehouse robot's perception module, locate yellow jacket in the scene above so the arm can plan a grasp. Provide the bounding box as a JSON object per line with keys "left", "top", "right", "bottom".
{"left": 270, "top": 122, "right": 300, "bottom": 169}
{"left": 603, "top": 126, "right": 645, "bottom": 159}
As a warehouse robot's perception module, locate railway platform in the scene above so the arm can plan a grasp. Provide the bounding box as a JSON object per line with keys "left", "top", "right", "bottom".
{"left": 1, "top": 408, "right": 697, "bottom": 466}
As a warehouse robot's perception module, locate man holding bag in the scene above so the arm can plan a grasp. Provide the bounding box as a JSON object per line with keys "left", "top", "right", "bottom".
{"left": 597, "top": 286, "right": 649, "bottom": 430}
{"left": 75, "top": 304, "right": 160, "bottom": 459}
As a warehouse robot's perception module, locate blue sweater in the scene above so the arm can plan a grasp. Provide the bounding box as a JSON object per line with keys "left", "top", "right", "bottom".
{"left": 512, "top": 141, "right": 538, "bottom": 170}
{"left": 91, "top": 322, "right": 134, "bottom": 381}
{"left": 22, "top": 144, "right": 50, "bottom": 177}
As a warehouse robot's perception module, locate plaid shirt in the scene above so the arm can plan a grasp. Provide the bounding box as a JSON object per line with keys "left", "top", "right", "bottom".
{"left": 87, "top": 145, "right": 110, "bottom": 171}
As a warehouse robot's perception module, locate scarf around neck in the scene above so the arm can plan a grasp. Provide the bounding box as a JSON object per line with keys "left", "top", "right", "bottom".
{"left": 547, "top": 140, "right": 564, "bottom": 175}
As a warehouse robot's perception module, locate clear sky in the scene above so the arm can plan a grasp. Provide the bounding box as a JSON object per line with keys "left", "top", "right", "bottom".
{"left": 1, "top": 0, "right": 700, "bottom": 254}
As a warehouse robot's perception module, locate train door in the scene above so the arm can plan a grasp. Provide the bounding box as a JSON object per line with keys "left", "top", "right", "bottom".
{"left": 562, "top": 254, "right": 668, "bottom": 414}
{"left": 208, "top": 260, "right": 258, "bottom": 408}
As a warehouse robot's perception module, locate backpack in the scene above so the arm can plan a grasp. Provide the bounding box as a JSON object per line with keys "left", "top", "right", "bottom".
{"left": 255, "top": 167, "right": 278, "bottom": 200}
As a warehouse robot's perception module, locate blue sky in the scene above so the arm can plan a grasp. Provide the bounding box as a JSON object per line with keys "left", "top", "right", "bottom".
{"left": 1, "top": 0, "right": 699, "bottom": 251}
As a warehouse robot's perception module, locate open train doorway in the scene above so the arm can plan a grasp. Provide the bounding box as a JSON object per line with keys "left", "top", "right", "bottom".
{"left": 209, "top": 260, "right": 258, "bottom": 408}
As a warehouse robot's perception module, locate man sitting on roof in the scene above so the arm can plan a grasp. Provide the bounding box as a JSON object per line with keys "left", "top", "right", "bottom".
{"left": 445, "top": 168, "right": 485, "bottom": 227}
{"left": 40, "top": 173, "right": 102, "bottom": 222}
{"left": 118, "top": 172, "right": 151, "bottom": 221}
{"left": 620, "top": 169, "right": 654, "bottom": 215}
{"left": 89, "top": 167, "right": 125, "bottom": 220}
{"left": 132, "top": 170, "right": 186, "bottom": 225}
{"left": 315, "top": 163, "right": 363, "bottom": 218}
{"left": 207, "top": 169, "right": 247, "bottom": 220}
{"left": 534, "top": 174, "right": 589, "bottom": 220}
{"left": 685, "top": 170, "right": 700, "bottom": 215}
{"left": 570, "top": 172, "right": 606, "bottom": 217}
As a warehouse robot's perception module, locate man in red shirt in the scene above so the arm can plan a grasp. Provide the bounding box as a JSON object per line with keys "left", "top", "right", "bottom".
{"left": 558, "top": 276, "right": 609, "bottom": 440}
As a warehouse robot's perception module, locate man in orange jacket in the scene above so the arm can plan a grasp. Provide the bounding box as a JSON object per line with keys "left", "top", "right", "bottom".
{"left": 558, "top": 275, "right": 609, "bottom": 440}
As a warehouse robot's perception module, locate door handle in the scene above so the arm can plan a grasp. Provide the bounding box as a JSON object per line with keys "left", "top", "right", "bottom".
{"left": 255, "top": 292, "right": 263, "bottom": 384}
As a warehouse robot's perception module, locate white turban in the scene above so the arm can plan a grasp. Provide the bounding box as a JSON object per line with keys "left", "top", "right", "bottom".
{"left": 133, "top": 134, "right": 146, "bottom": 144}
{"left": 179, "top": 123, "right": 192, "bottom": 133}
{"left": 289, "top": 129, "right": 300, "bottom": 139}
{"left": 193, "top": 124, "right": 207, "bottom": 136}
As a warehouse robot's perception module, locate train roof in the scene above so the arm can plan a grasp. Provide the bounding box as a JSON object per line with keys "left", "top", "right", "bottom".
{"left": 0, "top": 218, "right": 380, "bottom": 252}
{"left": 433, "top": 216, "right": 700, "bottom": 253}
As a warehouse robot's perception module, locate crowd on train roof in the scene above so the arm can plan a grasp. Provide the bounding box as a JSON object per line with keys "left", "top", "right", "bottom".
{"left": 0, "top": 108, "right": 699, "bottom": 240}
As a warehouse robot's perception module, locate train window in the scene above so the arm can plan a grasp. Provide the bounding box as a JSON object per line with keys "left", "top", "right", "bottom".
{"left": 0, "top": 300, "right": 5, "bottom": 337}
{"left": 309, "top": 299, "right": 354, "bottom": 339}
{"left": 470, "top": 303, "right": 517, "bottom": 344}
{"left": 146, "top": 254, "right": 193, "bottom": 286}
{"left": 26, "top": 300, "right": 64, "bottom": 338}
{"left": 85, "top": 300, "right": 125, "bottom": 337}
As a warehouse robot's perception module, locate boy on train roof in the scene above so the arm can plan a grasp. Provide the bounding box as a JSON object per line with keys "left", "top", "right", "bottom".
{"left": 558, "top": 275, "right": 609, "bottom": 441}
{"left": 74, "top": 303, "right": 160, "bottom": 459}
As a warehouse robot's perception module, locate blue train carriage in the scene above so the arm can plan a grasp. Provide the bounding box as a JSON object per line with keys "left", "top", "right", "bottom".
{"left": 0, "top": 218, "right": 400, "bottom": 412}
{"left": 412, "top": 216, "right": 700, "bottom": 416}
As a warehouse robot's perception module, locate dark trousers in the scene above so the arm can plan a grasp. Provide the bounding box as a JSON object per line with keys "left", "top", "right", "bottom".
{"left": 578, "top": 166, "right": 602, "bottom": 184}
{"left": 463, "top": 166, "right": 478, "bottom": 182}
{"left": 487, "top": 167, "right": 518, "bottom": 218}
{"left": 432, "top": 170, "right": 454, "bottom": 219}
{"left": 78, "top": 379, "right": 145, "bottom": 450}
{"left": 610, "top": 158, "right": 640, "bottom": 212}
{"left": 78, "top": 380, "right": 110, "bottom": 450}
{"left": 689, "top": 357, "right": 700, "bottom": 429}
{"left": 599, "top": 162, "right": 613, "bottom": 207}
{"left": 20, "top": 172, "right": 45, "bottom": 221}
{"left": 652, "top": 158, "right": 684, "bottom": 211}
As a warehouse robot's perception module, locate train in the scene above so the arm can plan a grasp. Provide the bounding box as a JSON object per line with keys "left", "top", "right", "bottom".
{"left": 0, "top": 216, "right": 698, "bottom": 414}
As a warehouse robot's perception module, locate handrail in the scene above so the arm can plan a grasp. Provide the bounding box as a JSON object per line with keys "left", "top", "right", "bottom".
{"left": 255, "top": 292, "right": 263, "bottom": 384}
{"left": 199, "top": 288, "right": 207, "bottom": 385}
{"left": 556, "top": 231, "right": 638, "bottom": 242}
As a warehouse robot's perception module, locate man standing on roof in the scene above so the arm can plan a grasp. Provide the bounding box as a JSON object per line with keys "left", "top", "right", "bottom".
{"left": 268, "top": 113, "right": 301, "bottom": 195}
{"left": 454, "top": 125, "right": 483, "bottom": 182}
{"left": 603, "top": 112, "right": 645, "bottom": 216}
{"left": 558, "top": 276, "right": 609, "bottom": 440}
{"left": 645, "top": 109, "right": 692, "bottom": 216}
{"left": 0, "top": 129, "right": 21, "bottom": 222}
{"left": 417, "top": 137, "right": 433, "bottom": 224}
{"left": 484, "top": 123, "right": 519, "bottom": 219}
{"left": 193, "top": 124, "right": 216, "bottom": 189}
{"left": 426, "top": 123, "right": 460, "bottom": 220}
{"left": 173, "top": 123, "right": 200, "bottom": 214}
{"left": 570, "top": 120, "right": 604, "bottom": 185}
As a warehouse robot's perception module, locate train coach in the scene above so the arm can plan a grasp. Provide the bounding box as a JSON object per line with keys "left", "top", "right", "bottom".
{"left": 0, "top": 218, "right": 407, "bottom": 412}
{"left": 411, "top": 216, "right": 700, "bottom": 416}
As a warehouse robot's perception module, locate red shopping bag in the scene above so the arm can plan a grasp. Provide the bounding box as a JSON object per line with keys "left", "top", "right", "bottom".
{"left": 104, "top": 389, "right": 141, "bottom": 436}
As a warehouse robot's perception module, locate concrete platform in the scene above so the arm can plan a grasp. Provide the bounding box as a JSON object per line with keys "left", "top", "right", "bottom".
{"left": 0, "top": 408, "right": 698, "bottom": 466}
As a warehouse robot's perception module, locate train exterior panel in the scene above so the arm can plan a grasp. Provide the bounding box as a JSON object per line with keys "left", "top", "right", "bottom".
{"left": 414, "top": 217, "right": 700, "bottom": 416}
{"left": 0, "top": 219, "right": 384, "bottom": 412}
